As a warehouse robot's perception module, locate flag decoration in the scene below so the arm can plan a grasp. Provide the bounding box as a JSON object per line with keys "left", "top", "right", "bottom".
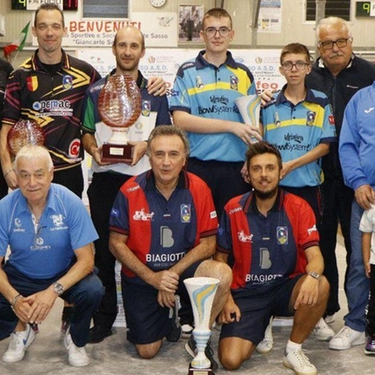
{"left": 3, "top": 21, "right": 31, "bottom": 60}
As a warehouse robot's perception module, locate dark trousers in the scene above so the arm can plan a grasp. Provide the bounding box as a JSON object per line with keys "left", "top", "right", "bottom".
{"left": 87, "top": 172, "right": 131, "bottom": 329}
{"left": 0, "top": 172, "right": 8, "bottom": 200}
{"left": 53, "top": 164, "right": 84, "bottom": 198}
{"left": 319, "top": 176, "right": 353, "bottom": 315}
{"left": 367, "top": 264, "right": 375, "bottom": 337}
{"left": 187, "top": 157, "right": 249, "bottom": 221}
{"left": 0, "top": 263, "right": 104, "bottom": 347}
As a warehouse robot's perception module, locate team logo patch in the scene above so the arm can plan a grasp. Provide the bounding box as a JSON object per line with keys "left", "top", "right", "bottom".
{"left": 180, "top": 204, "right": 191, "bottom": 223}
{"left": 328, "top": 115, "right": 335, "bottom": 125}
{"left": 230, "top": 76, "right": 238, "bottom": 90}
{"left": 306, "top": 111, "right": 316, "bottom": 126}
{"left": 196, "top": 76, "right": 204, "bottom": 89}
{"left": 276, "top": 226, "right": 288, "bottom": 245}
{"left": 62, "top": 75, "right": 73, "bottom": 90}
{"left": 69, "top": 138, "right": 81, "bottom": 158}
{"left": 141, "top": 100, "right": 151, "bottom": 117}
{"left": 27, "top": 76, "right": 38, "bottom": 92}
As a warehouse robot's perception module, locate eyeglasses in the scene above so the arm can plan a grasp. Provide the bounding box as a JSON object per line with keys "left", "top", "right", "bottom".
{"left": 318, "top": 38, "right": 352, "bottom": 51}
{"left": 204, "top": 27, "right": 232, "bottom": 38}
{"left": 281, "top": 60, "right": 310, "bottom": 71}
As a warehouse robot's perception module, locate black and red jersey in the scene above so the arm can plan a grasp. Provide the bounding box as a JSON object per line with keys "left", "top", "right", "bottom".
{"left": 2, "top": 49, "right": 100, "bottom": 170}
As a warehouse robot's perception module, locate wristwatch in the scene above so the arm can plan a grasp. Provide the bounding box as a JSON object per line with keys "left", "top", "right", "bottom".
{"left": 308, "top": 271, "right": 320, "bottom": 280}
{"left": 53, "top": 282, "right": 64, "bottom": 296}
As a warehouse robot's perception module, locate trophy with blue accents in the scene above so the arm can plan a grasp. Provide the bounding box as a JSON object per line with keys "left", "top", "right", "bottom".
{"left": 235, "top": 94, "right": 261, "bottom": 143}
{"left": 184, "top": 277, "right": 220, "bottom": 375}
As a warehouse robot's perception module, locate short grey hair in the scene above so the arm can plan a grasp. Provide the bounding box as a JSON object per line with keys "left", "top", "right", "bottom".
{"left": 316, "top": 16, "right": 352, "bottom": 40}
{"left": 15, "top": 145, "right": 53, "bottom": 173}
{"left": 147, "top": 125, "right": 190, "bottom": 158}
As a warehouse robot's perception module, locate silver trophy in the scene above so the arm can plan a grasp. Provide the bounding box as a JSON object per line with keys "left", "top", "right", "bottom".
{"left": 184, "top": 277, "right": 220, "bottom": 375}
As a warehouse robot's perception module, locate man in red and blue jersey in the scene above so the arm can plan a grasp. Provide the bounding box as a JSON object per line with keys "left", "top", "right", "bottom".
{"left": 109, "top": 125, "right": 232, "bottom": 367}
{"left": 216, "top": 141, "right": 329, "bottom": 375}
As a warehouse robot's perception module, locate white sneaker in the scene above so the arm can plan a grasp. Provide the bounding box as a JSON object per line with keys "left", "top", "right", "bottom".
{"left": 64, "top": 328, "right": 89, "bottom": 367}
{"left": 2, "top": 324, "right": 36, "bottom": 363}
{"left": 313, "top": 317, "right": 334, "bottom": 341}
{"left": 256, "top": 317, "right": 274, "bottom": 354}
{"left": 283, "top": 349, "right": 317, "bottom": 375}
{"left": 329, "top": 326, "right": 365, "bottom": 350}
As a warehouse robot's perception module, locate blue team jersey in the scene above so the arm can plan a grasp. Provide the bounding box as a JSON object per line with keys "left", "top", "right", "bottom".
{"left": 169, "top": 50, "right": 256, "bottom": 162}
{"left": 261, "top": 87, "right": 336, "bottom": 187}
{"left": 0, "top": 184, "right": 98, "bottom": 279}
{"left": 109, "top": 170, "right": 218, "bottom": 284}
{"left": 217, "top": 189, "right": 319, "bottom": 289}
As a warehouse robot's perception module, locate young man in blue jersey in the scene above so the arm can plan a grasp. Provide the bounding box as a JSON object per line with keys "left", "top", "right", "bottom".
{"left": 170, "top": 8, "right": 261, "bottom": 221}
{"left": 259, "top": 43, "right": 336, "bottom": 347}
{"left": 216, "top": 141, "right": 329, "bottom": 375}
{"left": 0, "top": 145, "right": 104, "bottom": 367}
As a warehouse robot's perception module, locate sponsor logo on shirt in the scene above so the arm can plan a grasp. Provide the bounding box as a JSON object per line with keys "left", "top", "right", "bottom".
{"left": 307, "top": 224, "right": 317, "bottom": 235}
{"left": 133, "top": 208, "right": 154, "bottom": 221}
{"left": 245, "top": 273, "right": 283, "bottom": 283}
{"left": 32, "top": 99, "right": 72, "bottom": 117}
{"left": 69, "top": 138, "right": 81, "bottom": 159}
{"left": 238, "top": 230, "right": 253, "bottom": 243}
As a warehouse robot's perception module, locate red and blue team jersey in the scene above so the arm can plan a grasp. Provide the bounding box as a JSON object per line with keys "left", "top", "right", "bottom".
{"left": 109, "top": 170, "right": 218, "bottom": 283}
{"left": 217, "top": 189, "right": 319, "bottom": 290}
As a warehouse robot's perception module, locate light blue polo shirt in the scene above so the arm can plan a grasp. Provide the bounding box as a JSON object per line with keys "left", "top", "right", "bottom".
{"left": 0, "top": 183, "right": 98, "bottom": 279}
{"left": 169, "top": 50, "right": 256, "bottom": 162}
{"left": 261, "top": 86, "right": 337, "bottom": 187}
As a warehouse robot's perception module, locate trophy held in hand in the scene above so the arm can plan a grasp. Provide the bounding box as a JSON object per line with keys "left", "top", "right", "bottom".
{"left": 235, "top": 94, "right": 261, "bottom": 144}
{"left": 98, "top": 74, "right": 142, "bottom": 164}
{"left": 184, "top": 277, "right": 220, "bottom": 375}
{"left": 7, "top": 119, "right": 45, "bottom": 155}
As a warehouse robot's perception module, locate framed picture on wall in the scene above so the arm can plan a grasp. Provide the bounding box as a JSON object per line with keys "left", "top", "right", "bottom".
{"left": 178, "top": 5, "right": 204, "bottom": 42}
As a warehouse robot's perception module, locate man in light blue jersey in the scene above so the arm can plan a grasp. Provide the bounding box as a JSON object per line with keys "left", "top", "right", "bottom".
{"left": 170, "top": 7, "right": 260, "bottom": 221}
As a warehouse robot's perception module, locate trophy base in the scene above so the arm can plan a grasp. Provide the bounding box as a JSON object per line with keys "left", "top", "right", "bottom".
{"left": 188, "top": 363, "right": 215, "bottom": 375}
{"left": 101, "top": 143, "right": 134, "bottom": 164}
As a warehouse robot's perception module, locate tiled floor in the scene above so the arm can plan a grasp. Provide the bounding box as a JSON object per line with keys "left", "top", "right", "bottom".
{"left": 1, "top": 236, "right": 374, "bottom": 375}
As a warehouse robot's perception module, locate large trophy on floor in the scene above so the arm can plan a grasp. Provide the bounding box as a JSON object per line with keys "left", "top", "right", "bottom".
{"left": 184, "top": 277, "right": 220, "bottom": 375}
{"left": 7, "top": 119, "right": 45, "bottom": 155}
{"left": 98, "top": 74, "right": 142, "bottom": 163}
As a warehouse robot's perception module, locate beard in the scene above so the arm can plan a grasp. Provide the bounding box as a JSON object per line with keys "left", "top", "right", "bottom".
{"left": 253, "top": 186, "right": 278, "bottom": 200}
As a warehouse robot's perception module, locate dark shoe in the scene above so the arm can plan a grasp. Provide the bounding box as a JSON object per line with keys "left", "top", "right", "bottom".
{"left": 185, "top": 336, "right": 218, "bottom": 372}
{"left": 61, "top": 306, "right": 74, "bottom": 334}
{"left": 88, "top": 325, "right": 113, "bottom": 344}
{"left": 166, "top": 297, "right": 181, "bottom": 342}
{"left": 365, "top": 336, "right": 375, "bottom": 355}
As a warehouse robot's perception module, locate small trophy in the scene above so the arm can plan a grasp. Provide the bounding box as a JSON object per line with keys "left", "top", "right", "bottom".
{"left": 235, "top": 94, "right": 261, "bottom": 143}
{"left": 7, "top": 119, "right": 45, "bottom": 155}
{"left": 184, "top": 277, "right": 220, "bottom": 375}
{"left": 98, "top": 74, "right": 142, "bottom": 163}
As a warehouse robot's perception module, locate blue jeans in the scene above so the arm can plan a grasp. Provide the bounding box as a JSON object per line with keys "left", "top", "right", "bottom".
{"left": 0, "top": 263, "right": 104, "bottom": 347}
{"left": 344, "top": 200, "right": 370, "bottom": 332}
